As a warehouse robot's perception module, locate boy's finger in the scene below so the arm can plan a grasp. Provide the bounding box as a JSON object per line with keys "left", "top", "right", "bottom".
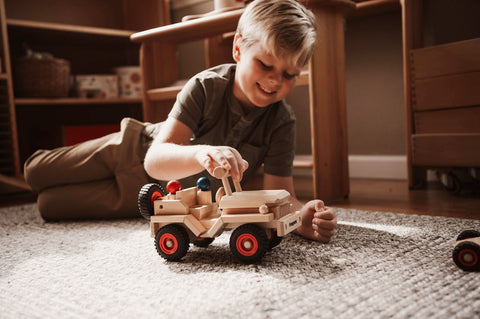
{"left": 314, "top": 207, "right": 335, "bottom": 220}
{"left": 241, "top": 159, "right": 249, "bottom": 171}
{"left": 310, "top": 227, "right": 333, "bottom": 243}
{"left": 313, "top": 200, "right": 325, "bottom": 211}
{"left": 313, "top": 218, "right": 336, "bottom": 231}
{"left": 210, "top": 149, "right": 231, "bottom": 171}
{"left": 229, "top": 157, "right": 241, "bottom": 181}
{"left": 199, "top": 155, "right": 215, "bottom": 175}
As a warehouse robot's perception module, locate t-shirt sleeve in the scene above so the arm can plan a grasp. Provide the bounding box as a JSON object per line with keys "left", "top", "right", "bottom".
{"left": 168, "top": 77, "right": 206, "bottom": 133}
{"left": 263, "top": 116, "right": 295, "bottom": 177}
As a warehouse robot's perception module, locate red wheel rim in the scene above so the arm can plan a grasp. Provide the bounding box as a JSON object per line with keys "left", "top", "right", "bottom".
{"left": 236, "top": 233, "right": 258, "bottom": 256}
{"left": 151, "top": 191, "right": 162, "bottom": 207}
{"left": 159, "top": 233, "right": 178, "bottom": 255}
{"left": 459, "top": 248, "right": 478, "bottom": 267}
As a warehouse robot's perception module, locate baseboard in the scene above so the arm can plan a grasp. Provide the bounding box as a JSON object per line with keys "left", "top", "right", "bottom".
{"left": 293, "top": 155, "right": 408, "bottom": 180}
{"left": 348, "top": 155, "right": 407, "bottom": 180}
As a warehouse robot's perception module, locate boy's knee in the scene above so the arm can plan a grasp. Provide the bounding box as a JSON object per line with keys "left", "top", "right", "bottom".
{"left": 37, "top": 191, "right": 61, "bottom": 221}
{"left": 24, "top": 149, "right": 49, "bottom": 192}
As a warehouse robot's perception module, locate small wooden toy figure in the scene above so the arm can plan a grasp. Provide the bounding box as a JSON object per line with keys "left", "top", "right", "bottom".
{"left": 138, "top": 167, "right": 302, "bottom": 263}
{"left": 452, "top": 230, "right": 480, "bottom": 271}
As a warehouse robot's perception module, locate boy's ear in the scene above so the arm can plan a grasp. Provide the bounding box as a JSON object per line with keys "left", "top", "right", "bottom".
{"left": 232, "top": 33, "right": 242, "bottom": 62}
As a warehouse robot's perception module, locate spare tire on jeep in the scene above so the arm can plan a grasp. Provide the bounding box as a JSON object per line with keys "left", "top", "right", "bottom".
{"left": 138, "top": 183, "right": 166, "bottom": 220}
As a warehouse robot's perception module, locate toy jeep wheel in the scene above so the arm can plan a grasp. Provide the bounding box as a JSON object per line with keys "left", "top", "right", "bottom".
{"left": 193, "top": 237, "right": 215, "bottom": 247}
{"left": 138, "top": 183, "right": 166, "bottom": 220}
{"left": 230, "top": 224, "right": 269, "bottom": 263}
{"left": 456, "top": 230, "right": 480, "bottom": 241}
{"left": 452, "top": 242, "right": 480, "bottom": 271}
{"left": 155, "top": 224, "right": 190, "bottom": 261}
{"left": 269, "top": 232, "right": 283, "bottom": 249}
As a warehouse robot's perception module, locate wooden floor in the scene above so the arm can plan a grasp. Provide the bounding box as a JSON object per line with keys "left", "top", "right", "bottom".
{"left": 295, "top": 177, "right": 480, "bottom": 220}
{"left": 1, "top": 178, "right": 480, "bottom": 220}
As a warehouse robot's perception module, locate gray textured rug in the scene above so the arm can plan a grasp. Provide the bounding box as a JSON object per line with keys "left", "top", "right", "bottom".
{"left": 1, "top": 204, "right": 479, "bottom": 318}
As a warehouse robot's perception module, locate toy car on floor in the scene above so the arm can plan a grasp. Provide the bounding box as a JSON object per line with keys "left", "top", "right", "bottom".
{"left": 138, "top": 167, "right": 301, "bottom": 263}
{"left": 452, "top": 230, "right": 480, "bottom": 271}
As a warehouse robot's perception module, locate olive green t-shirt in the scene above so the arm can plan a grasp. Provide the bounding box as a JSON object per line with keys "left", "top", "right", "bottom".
{"left": 168, "top": 64, "right": 296, "bottom": 190}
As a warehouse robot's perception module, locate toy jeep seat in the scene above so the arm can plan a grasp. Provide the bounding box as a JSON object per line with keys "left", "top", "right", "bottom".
{"left": 219, "top": 189, "right": 291, "bottom": 216}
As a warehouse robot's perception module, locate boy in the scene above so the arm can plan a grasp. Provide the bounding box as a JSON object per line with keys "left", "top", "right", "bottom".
{"left": 25, "top": 0, "right": 336, "bottom": 243}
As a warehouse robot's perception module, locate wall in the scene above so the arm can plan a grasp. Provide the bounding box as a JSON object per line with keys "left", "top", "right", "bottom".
{"left": 344, "top": 12, "right": 405, "bottom": 155}
{"left": 171, "top": 1, "right": 406, "bottom": 156}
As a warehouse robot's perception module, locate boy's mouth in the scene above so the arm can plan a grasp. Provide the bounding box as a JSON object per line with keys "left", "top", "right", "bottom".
{"left": 257, "top": 82, "right": 275, "bottom": 95}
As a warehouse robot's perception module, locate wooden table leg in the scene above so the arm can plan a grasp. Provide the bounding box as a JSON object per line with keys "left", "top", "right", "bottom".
{"left": 307, "top": 1, "right": 353, "bottom": 202}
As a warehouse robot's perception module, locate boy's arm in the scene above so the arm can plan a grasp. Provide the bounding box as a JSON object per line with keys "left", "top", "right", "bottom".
{"left": 144, "top": 117, "right": 248, "bottom": 182}
{"left": 263, "top": 173, "right": 336, "bottom": 243}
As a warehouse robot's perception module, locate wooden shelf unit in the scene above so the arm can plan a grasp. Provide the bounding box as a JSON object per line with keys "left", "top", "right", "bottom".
{"left": 0, "top": 0, "right": 170, "bottom": 190}
{"left": 0, "top": 0, "right": 20, "bottom": 184}
{"left": 401, "top": 0, "right": 480, "bottom": 188}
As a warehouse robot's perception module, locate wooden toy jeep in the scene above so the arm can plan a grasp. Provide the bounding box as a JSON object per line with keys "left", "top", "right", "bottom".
{"left": 138, "top": 167, "right": 301, "bottom": 263}
{"left": 452, "top": 230, "right": 480, "bottom": 271}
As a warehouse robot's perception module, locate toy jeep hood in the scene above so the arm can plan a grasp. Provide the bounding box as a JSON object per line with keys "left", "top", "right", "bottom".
{"left": 219, "top": 189, "right": 290, "bottom": 209}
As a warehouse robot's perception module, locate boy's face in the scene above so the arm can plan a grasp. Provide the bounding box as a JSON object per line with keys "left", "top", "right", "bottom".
{"left": 233, "top": 35, "right": 303, "bottom": 112}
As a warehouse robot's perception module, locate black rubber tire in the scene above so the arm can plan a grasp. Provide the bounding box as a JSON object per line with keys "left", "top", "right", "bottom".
{"left": 138, "top": 183, "right": 166, "bottom": 220}
{"left": 269, "top": 232, "right": 283, "bottom": 249}
{"left": 452, "top": 241, "right": 480, "bottom": 271}
{"left": 193, "top": 237, "right": 215, "bottom": 247}
{"left": 155, "top": 224, "right": 190, "bottom": 261}
{"left": 456, "top": 230, "right": 480, "bottom": 241}
{"left": 230, "top": 224, "right": 269, "bottom": 263}
{"left": 439, "top": 171, "right": 462, "bottom": 194}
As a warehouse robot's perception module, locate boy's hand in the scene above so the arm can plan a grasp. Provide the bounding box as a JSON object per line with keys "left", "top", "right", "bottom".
{"left": 296, "top": 200, "right": 336, "bottom": 243}
{"left": 195, "top": 146, "right": 249, "bottom": 182}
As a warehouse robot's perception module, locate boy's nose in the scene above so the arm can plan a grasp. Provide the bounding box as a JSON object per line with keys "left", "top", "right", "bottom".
{"left": 268, "top": 72, "right": 282, "bottom": 86}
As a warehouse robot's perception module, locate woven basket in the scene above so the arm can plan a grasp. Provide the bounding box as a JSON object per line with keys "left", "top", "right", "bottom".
{"left": 14, "top": 57, "right": 71, "bottom": 98}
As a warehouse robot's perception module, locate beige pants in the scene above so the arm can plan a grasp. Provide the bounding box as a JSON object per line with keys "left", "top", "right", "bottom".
{"left": 24, "top": 118, "right": 161, "bottom": 220}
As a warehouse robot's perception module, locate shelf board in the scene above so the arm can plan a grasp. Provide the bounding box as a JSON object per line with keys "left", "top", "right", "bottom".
{"left": 15, "top": 97, "right": 142, "bottom": 106}
{"left": 7, "top": 18, "right": 136, "bottom": 38}
{"left": 297, "top": 69, "right": 309, "bottom": 87}
{"left": 350, "top": 0, "right": 400, "bottom": 18}
{"left": 293, "top": 155, "right": 314, "bottom": 169}
{"left": 147, "top": 79, "right": 188, "bottom": 101}
{"left": 0, "top": 174, "right": 31, "bottom": 191}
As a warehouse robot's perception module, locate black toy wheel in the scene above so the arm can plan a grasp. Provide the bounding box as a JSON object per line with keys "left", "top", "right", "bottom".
{"left": 452, "top": 241, "right": 480, "bottom": 271}
{"left": 193, "top": 237, "right": 215, "bottom": 247}
{"left": 438, "top": 171, "right": 462, "bottom": 194}
{"left": 456, "top": 230, "right": 480, "bottom": 241}
{"left": 230, "top": 224, "right": 269, "bottom": 263}
{"left": 155, "top": 224, "right": 190, "bottom": 261}
{"left": 138, "top": 183, "right": 166, "bottom": 220}
{"left": 269, "top": 232, "right": 283, "bottom": 249}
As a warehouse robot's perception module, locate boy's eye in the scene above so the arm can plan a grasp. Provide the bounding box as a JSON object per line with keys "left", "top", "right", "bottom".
{"left": 258, "top": 60, "right": 272, "bottom": 70}
{"left": 283, "top": 72, "right": 296, "bottom": 80}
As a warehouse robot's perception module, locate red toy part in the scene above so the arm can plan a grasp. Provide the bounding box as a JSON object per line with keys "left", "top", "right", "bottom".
{"left": 236, "top": 233, "right": 259, "bottom": 256}
{"left": 166, "top": 180, "right": 181, "bottom": 194}
{"left": 158, "top": 233, "right": 179, "bottom": 255}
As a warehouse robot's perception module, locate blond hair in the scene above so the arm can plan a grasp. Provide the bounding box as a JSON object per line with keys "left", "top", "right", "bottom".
{"left": 236, "top": 0, "right": 317, "bottom": 66}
